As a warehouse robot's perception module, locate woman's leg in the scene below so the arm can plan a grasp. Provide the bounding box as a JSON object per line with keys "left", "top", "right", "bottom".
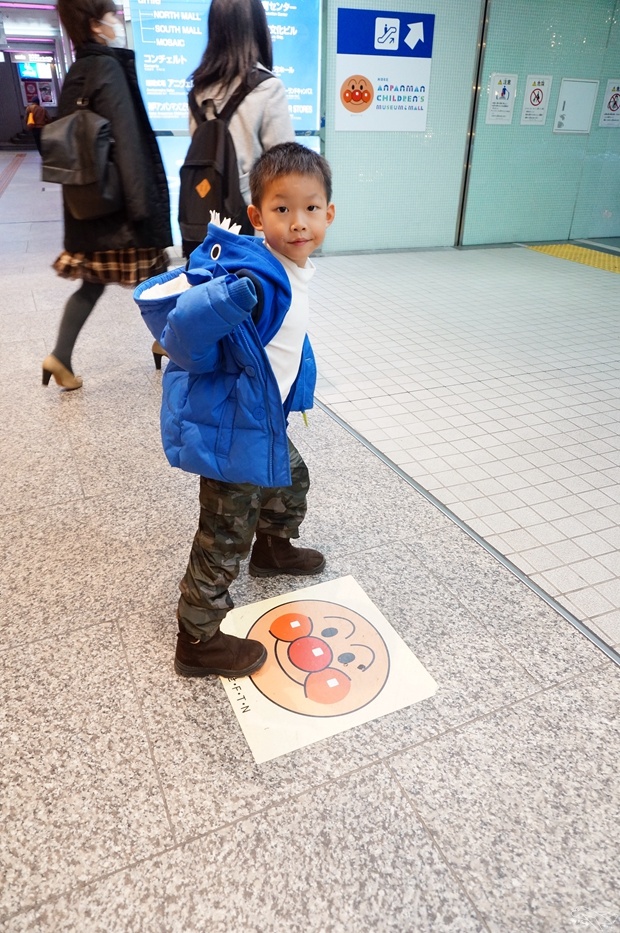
{"left": 52, "top": 280, "right": 105, "bottom": 372}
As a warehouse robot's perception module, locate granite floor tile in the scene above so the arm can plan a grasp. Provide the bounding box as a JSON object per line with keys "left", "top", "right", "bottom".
{"left": 408, "top": 525, "right": 603, "bottom": 685}
{"left": 288, "top": 412, "right": 455, "bottom": 538}
{"left": 24, "top": 767, "right": 487, "bottom": 933}
{"left": 389, "top": 666, "right": 620, "bottom": 933}
{"left": 119, "top": 606, "right": 444, "bottom": 840}
{"left": 0, "top": 387, "right": 84, "bottom": 513}
{"left": 0, "top": 475, "right": 198, "bottom": 642}
{"left": 0, "top": 336, "right": 49, "bottom": 376}
{"left": 323, "top": 542, "right": 540, "bottom": 726}
{"left": 62, "top": 388, "right": 169, "bottom": 497}
{"left": 0, "top": 445, "right": 84, "bottom": 515}
{"left": 0, "top": 624, "right": 173, "bottom": 922}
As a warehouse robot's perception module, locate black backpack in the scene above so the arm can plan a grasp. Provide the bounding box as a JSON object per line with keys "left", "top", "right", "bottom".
{"left": 179, "top": 69, "right": 271, "bottom": 251}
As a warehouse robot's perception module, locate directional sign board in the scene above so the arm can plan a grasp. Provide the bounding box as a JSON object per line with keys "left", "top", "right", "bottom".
{"left": 335, "top": 7, "right": 435, "bottom": 132}
{"left": 269, "top": 0, "right": 321, "bottom": 132}
{"left": 127, "top": 0, "right": 321, "bottom": 134}
{"left": 128, "top": 0, "right": 208, "bottom": 132}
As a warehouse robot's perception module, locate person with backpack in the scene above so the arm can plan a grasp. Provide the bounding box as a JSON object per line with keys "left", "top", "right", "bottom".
{"left": 179, "top": 0, "right": 294, "bottom": 257}
{"left": 41, "top": 0, "right": 172, "bottom": 391}
{"left": 24, "top": 96, "right": 50, "bottom": 155}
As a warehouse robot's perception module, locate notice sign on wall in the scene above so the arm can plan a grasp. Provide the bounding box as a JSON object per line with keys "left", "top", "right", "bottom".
{"left": 335, "top": 8, "right": 435, "bottom": 132}
{"left": 553, "top": 78, "right": 599, "bottom": 134}
{"left": 599, "top": 79, "right": 620, "bottom": 128}
{"left": 520, "top": 74, "right": 552, "bottom": 126}
{"left": 485, "top": 73, "right": 518, "bottom": 125}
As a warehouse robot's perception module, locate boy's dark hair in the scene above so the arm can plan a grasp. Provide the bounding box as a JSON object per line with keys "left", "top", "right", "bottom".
{"left": 250, "top": 142, "right": 332, "bottom": 207}
{"left": 31, "top": 96, "right": 40, "bottom": 105}
{"left": 56, "top": 0, "right": 118, "bottom": 48}
{"left": 191, "top": 0, "right": 272, "bottom": 93}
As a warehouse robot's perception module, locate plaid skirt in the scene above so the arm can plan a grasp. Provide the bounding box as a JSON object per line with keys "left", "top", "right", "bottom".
{"left": 53, "top": 247, "right": 169, "bottom": 287}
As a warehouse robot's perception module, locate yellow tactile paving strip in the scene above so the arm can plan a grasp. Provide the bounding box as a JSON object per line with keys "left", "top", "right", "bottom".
{"left": 527, "top": 243, "right": 620, "bottom": 273}
{"left": 0, "top": 154, "right": 26, "bottom": 199}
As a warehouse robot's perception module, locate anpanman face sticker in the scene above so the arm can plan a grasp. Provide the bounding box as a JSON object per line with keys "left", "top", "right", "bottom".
{"left": 340, "top": 74, "right": 374, "bottom": 113}
{"left": 248, "top": 600, "right": 390, "bottom": 716}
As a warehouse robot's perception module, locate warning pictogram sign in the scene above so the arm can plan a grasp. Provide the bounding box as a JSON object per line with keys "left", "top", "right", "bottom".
{"left": 521, "top": 74, "right": 552, "bottom": 125}
{"left": 530, "top": 88, "right": 543, "bottom": 106}
{"left": 599, "top": 79, "right": 620, "bottom": 127}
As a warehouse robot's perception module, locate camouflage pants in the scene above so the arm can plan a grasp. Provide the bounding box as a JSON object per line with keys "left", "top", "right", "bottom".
{"left": 178, "top": 438, "right": 309, "bottom": 640}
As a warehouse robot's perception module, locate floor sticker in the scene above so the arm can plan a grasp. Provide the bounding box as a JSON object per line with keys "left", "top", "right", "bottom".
{"left": 220, "top": 575, "right": 438, "bottom": 763}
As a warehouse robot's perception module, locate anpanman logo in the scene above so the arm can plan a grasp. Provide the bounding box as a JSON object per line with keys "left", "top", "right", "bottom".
{"left": 248, "top": 599, "right": 390, "bottom": 717}
{"left": 340, "top": 74, "right": 374, "bottom": 113}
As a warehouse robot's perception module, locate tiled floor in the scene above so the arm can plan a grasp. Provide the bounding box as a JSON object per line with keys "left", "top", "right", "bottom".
{"left": 310, "top": 246, "right": 620, "bottom": 649}
{"left": 1, "top": 151, "right": 619, "bottom": 932}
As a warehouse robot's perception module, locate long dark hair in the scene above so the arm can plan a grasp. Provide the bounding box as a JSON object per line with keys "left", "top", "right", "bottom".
{"left": 191, "top": 0, "right": 273, "bottom": 92}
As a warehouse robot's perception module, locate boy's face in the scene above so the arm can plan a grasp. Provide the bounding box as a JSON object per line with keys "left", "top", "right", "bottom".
{"left": 247, "top": 173, "right": 335, "bottom": 267}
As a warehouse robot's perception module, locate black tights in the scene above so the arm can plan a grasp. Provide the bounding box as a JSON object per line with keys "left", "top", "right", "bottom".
{"left": 52, "top": 280, "right": 105, "bottom": 372}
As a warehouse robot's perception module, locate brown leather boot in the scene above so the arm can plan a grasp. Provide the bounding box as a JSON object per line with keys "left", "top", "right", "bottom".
{"left": 174, "top": 626, "right": 267, "bottom": 677}
{"left": 248, "top": 532, "right": 326, "bottom": 578}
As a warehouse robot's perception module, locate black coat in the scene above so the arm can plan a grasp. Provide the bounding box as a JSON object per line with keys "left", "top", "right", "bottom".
{"left": 58, "top": 44, "right": 172, "bottom": 253}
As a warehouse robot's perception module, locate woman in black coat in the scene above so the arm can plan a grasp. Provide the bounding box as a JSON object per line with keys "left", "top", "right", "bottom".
{"left": 42, "top": 0, "right": 172, "bottom": 390}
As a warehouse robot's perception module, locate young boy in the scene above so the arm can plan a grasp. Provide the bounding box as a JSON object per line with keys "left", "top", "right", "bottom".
{"left": 134, "top": 142, "right": 335, "bottom": 678}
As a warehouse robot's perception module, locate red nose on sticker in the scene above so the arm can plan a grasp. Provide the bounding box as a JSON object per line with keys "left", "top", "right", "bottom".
{"left": 288, "top": 635, "right": 333, "bottom": 672}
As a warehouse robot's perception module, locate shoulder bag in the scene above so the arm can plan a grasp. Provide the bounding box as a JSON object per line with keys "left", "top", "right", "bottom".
{"left": 41, "top": 97, "right": 123, "bottom": 220}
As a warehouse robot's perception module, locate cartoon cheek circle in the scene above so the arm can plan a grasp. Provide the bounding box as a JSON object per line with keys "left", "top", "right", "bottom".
{"left": 270, "top": 612, "right": 352, "bottom": 704}
{"left": 340, "top": 75, "right": 374, "bottom": 113}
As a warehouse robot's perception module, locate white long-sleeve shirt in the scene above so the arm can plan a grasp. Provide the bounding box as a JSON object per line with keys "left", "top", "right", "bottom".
{"left": 264, "top": 247, "right": 315, "bottom": 403}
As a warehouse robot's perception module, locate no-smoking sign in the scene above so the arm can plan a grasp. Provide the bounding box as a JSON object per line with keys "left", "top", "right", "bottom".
{"left": 521, "top": 75, "right": 552, "bottom": 124}
{"left": 599, "top": 79, "right": 620, "bottom": 127}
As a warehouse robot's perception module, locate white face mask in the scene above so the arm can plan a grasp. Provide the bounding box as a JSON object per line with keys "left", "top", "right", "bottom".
{"left": 97, "top": 19, "right": 127, "bottom": 48}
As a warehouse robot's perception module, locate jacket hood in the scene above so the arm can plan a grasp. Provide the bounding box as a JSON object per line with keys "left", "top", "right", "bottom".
{"left": 133, "top": 223, "right": 314, "bottom": 486}
{"left": 184, "top": 224, "right": 292, "bottom": 346}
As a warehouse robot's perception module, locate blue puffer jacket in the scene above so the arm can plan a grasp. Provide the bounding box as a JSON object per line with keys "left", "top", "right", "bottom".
{"left": 134, "top": 224, "right": 317, "bottom": 487}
